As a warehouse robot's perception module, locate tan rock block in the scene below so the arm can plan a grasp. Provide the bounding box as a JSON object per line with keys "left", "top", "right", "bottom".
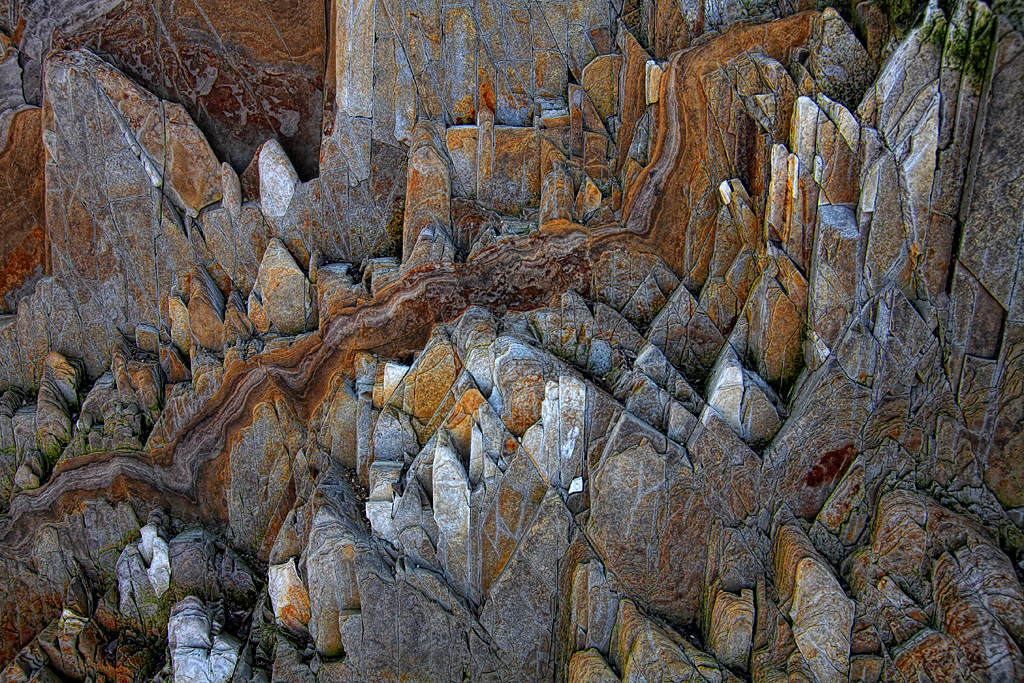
{"left": 535, "top": 50, "right": 568, "bottom": 99}
{"left": 221, "top": 162, "right": 242, "bottom": 218}
{"left": 401, "top": 332, "right": 461, "bottom": 420}
{"left": 616, "top": 29, "right": 650, "bottom": 172}
{"left": 247, "top": 291, "right": 271, "bottom": 335}
{"left": 269, "top": 559, "right": 310, "bottom": 637}
{"left": 188, "top": 267, "right": 226, "bottom": 353}
{"left": 476, "top": 106, "right": 495, "bottom": 204}
{"left": 893, "top": 630, "right": 974, "bottom": 683}
{"left": 159, "top": 343, "right": 191, "bottom": 383}
{"left": 584, "top": 131, "right": 613, "bottom": 187}
{"left": 541, "top": 154, "right": 574, "bottom": 225}
{"left": 162, "top": 103, "right": 223, "bottom": 215}
{"left": 446, "top": 125, "right": 478, "bottom": 198}
{"left": 257, "top": 239, "right": 314, "bottom": 335}
{"left": 224, "top": 291, "right": 254, "bottom": 343}
{"left": 403, "top": 121, "right": 451, "bottom": 258}
{"left": 581, "top": 54, "right": 621, "bottom": 124}
{"left": 490, "top": 125, "right": 540, "bottom": 215}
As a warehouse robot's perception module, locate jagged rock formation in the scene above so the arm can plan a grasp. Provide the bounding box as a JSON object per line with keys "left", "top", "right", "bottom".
{"left": 0, "top": 0, "right": 1022, "bottom": 682}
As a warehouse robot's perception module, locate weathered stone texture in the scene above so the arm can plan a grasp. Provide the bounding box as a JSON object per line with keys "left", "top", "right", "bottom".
{"left": 0, "top": 1, "right": 1022, "bottom": 682}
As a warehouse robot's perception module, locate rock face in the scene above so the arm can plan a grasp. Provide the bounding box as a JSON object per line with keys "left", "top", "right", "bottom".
{"left": 0, "top": 1, "right": 1023, "bottom": 682}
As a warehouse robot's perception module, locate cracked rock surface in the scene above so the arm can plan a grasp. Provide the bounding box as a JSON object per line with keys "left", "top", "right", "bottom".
{"left": 0, "top": 0, "right": 1023, "bottom": 681}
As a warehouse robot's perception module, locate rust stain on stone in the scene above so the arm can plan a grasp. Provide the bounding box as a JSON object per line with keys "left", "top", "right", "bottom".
{"left": 804, "top": 444, "right": 857, "bottom": 488}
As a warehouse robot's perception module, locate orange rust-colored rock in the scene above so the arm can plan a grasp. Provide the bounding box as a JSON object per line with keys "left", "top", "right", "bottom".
{"left": 623, "top": 12, "right": 816, "bottom": 277}
{"left": 0, "top": 107, "right": 45, "bottom": 313}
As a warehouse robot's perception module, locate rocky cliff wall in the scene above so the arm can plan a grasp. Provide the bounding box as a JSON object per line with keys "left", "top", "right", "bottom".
{"left": 0, "top": 0, "right": 1022, "bottom": 682}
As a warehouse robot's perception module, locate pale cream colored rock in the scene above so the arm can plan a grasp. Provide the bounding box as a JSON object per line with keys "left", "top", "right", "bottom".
{"left": 432, "top": 432, "right": 471, "bottom": 595}
{"left": 705, "top": 345, "right": 782, "bottom": 448}
{"left": 269, "top": 558, "right": 311, "bottom": 636}
{"left": 13, "top": 462, "right": 39, "bottom": 489}
{"left": 139, "top": 521, "right": 159, "bottom": 564}
{"left": 147, "top": 535, "right": 170, "bottom": 598}
{"left": 168, "top": 597, "right": 241, "bottom": 683}
{"left": 529, "top": 374, "right": 587, "bottom": 489}
{"left": 645, "top": 60, "right": 663, "bottom": 105}
{"left": 258, "top": 139, "right": 299, "bottom": 217}
{"left": 706, "top": 346, "right": 745, "bottom": 432}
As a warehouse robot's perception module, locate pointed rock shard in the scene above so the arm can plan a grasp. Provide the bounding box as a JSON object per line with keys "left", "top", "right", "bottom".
{"left": 774, "top": 521, "right": 854, "bottom": 683}
{"left": 591, "top": 250, "right": 680, "bottom": 328}
{"left": 257, "top": 239, "right": 315, "bottom": 335}
{"left": 806, "top": 8, "right": 877, "bottom": 110}
{"left": 221, "top": 162, "right": 242, "bottom": 218}
{"left": 575, "top": 176, "right": 602, "bottom": 220}
{"left": 147, "top": 535, "right": 170, "bottom": 598}
{"left": 258, "top": 139, "right": 299, "bottom": 217}
{"left": 432, "top": 432, "right": 471, "bottom": 596}
{"left": 188, "top": 267, "right": 226, "bottom": 353}
{"left": 646, "top": 281, "right": 725, "bottom": 383}
{"left": 705, "top": 344, "right": 783, "bottom": 448}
